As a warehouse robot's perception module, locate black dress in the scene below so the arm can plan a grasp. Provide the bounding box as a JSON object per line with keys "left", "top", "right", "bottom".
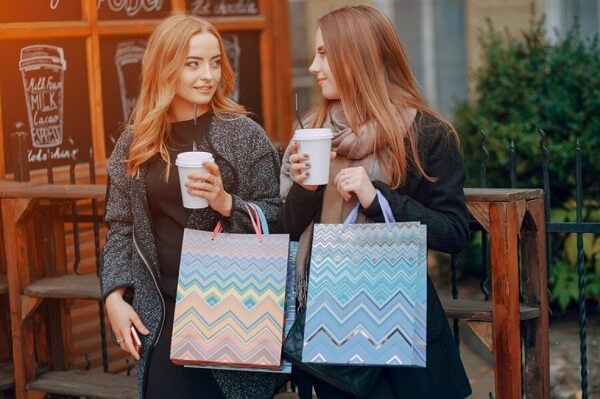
{"left": 144, "top": 113, "right": 226, "bottom": 399}
{"left": 278, "top": 113, "right": 473, "bottom": 399}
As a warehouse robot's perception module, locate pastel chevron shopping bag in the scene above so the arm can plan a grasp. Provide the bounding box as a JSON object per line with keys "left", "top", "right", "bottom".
{"left": 170, "top": 204, "right": 290, "bottom": 369}
{"left": 302, "top": 191, "right": 427, "bottom": 367}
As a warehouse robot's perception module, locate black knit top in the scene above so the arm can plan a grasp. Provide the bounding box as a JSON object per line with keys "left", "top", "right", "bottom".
{"left": 145, "top": 112, "right": 211, "bottom": 300}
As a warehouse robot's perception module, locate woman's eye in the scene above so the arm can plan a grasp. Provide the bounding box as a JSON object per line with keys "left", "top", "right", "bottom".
{"left": 210, "top": 59, "right": 221, "bottom": 68}
{"left": 186, "top": 61, "right": 199, "bottom": 68}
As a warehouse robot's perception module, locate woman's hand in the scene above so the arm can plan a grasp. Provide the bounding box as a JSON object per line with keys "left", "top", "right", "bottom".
{"left": 289, "top": 142, "right": 336, "bottom": 191}
{"left": 105, "top": 289, "right": 149, "bottom": 361}
{"left": 334, "top": 166, "right": 376, "bottom": 208}
{"left": 186, "top": 162, "right": 232, "bottom": 216}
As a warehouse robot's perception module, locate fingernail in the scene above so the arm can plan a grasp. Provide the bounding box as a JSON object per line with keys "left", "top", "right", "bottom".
{"left": 305, "top": 162, "right": 311, "bottom": 167}
{"left": 306, "top": 172, "right": 310, "bottom": 177}
{"left": 304, "top": 154, "right": 310, "bottom": 159}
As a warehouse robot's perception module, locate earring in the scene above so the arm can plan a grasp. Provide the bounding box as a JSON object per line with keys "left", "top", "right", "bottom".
{"left": 193, "top": 104, "right": 197, "bottom": 126}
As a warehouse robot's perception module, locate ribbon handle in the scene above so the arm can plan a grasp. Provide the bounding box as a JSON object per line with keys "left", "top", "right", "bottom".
{"left": 342, "top": 190, "right": 396, "bottom": 231}
{"left": 211, "top": 202, "right": 263, "bottom": 240}
{"left": 249, "top": 203, "right": 270, "bottom": 235}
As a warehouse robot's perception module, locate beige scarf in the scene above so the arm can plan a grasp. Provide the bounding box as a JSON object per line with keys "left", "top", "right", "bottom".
{"left": 280, "top": 101, "right": 389, "bottom": 309}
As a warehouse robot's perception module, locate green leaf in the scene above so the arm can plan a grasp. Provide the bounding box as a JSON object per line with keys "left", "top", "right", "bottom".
{"left": 563, "top": 233, "right": 579, "bottom": 266}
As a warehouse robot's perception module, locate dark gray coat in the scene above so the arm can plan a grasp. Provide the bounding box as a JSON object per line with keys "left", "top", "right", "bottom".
{"left": 101, "top": 115, "right": 283, "bottom": 398}
{"left": 278, "top": 113, "right": 472, "bottom": 399}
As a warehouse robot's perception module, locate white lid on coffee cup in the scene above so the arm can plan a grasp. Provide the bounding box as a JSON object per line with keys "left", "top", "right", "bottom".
{"left": 294, "top": 129, "right": 333, "bottom": 141}
{"left": 175, "top": 151, "right": 214, "bottom": 167}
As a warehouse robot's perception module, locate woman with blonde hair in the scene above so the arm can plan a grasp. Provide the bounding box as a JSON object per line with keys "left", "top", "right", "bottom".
{"left": 101, "top": 13, "right": 283, "bottom": 399}
{"left": 279, "top": 5, "right": 472, "bottom": 399}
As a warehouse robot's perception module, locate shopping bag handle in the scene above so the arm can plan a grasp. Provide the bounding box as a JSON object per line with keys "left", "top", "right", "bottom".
{"left": 211, "top": 202, "right": 263, "bottom": 241}
{"left": 343, "top": 190, "right": 396, "bottom": 230}
{"left": 248, "top": 203, "right": 270, "bottom": 235}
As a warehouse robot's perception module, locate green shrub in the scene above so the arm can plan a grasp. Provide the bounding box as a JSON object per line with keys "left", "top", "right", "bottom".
{"left": 454, "top": 16, "right": 600, "bottom": 312}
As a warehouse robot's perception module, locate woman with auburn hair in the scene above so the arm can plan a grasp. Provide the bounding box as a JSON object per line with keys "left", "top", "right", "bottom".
{"left": 279, "top": 5, "right": 472, "bottom": 399}
{"left": 101, "top": 13, "right": 283, "bottom": 399}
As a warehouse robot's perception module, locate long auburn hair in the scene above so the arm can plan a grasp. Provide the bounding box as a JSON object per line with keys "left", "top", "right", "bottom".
{"left": 127, "top": 13, "right": 246, "bottom": 177}
{"left": 311, "top": 5, "right": 458, "bottom": 188}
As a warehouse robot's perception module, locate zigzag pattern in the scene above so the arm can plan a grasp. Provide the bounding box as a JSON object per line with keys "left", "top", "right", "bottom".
{"left": 171, "top": 228, "right": 289, "bottom": 369}
{"left": 185, "top": 241, "right": 298, "bottom": 374}
{"left": 303, "top": 222, "right": 427, "bottom": 366}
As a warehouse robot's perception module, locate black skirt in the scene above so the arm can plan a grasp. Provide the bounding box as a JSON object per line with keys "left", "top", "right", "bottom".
{"left": 145, "top": 296, "right": 226, "bottom": 399}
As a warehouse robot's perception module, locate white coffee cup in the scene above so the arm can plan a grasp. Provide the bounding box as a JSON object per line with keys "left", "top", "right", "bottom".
{"left": 175, "top": 151, "right": 214, "bottom": 209}
{"left": 294, "top": 128, "right": 334, "bottom": 185}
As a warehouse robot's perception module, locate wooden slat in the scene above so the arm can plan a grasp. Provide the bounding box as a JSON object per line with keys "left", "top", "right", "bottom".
{"left": 0, "top": 21, "right": 91, "bottom": 39}
{"left": 0, "top": 274, "right": 7, "bottom": 295}
{"left": 0, "top": 363, "right": 14, "bottom": 391}
{"left": 29, "top": 370, "right": 138, "bottom": 399}
{"left": 83, "top": 0, "right": 107, "bottom": 173}
{"left": 466, "top": 321, "right": 493, "bottom": 352}
{"left": 466, "top": 201, "right": 490, "bottom": 232}
{"left": 0, "top": 184, "right": 105, "bottom": 200}
{"left": 259, "top": 0, "right": 274, "bottom": 138}
{"left": 489, "top": 201, "right": 522, "bottom": 398}
{"left": 521, "top": 198, "right": 550, "bottom": 399}
{"left": 441, "top": 297, "right": 539, "bottom": 322}
{"left": 464, "top": 188, "right": 543, "bottom": 202}
{"left": 96, "top": 15, "right": 267, "bottom": 36}
{"left": 25, "top": 275, "right": 100, "bottom": 300}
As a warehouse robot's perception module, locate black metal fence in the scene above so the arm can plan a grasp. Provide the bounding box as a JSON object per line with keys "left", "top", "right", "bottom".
{"left": 451, "top": 128, "right": 600, "bottom": 398}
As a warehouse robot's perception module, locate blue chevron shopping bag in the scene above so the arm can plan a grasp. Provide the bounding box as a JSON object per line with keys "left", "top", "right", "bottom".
{"left": 302, "top": 191, "right": 427, "bottom": 367}
{"left": 170, "top": 204, "right": 291, "bottom": 369}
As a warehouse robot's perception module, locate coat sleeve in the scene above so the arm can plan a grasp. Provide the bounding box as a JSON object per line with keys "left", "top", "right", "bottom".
{"left": 100, "top": 132, "right": 135, "bottom": 301}
{"left": 277, "top": 183, "right": 325, "bottom": 241}
{"left": 217, "top": 122, "right": 283, "bottom": 234}
{"left": 362, "top": 125, "right": 470, "bottom": 254}
{"left": 276, "top": 139, "right": 326, "bottom": 240}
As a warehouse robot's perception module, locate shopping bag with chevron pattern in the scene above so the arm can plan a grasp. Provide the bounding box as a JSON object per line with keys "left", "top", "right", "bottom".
{"left": 302, "top": 191, "right": 427, "bottom": 367}
{"left": 170, "top": 204, "right": 291, "bottom": 369}
{"left": 185, "top": 241, "right": 298, "bottom": 374}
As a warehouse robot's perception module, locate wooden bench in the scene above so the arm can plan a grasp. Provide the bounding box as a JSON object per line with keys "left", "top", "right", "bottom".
{"left": 441, "top": 297, "right": 540, "bottom": 322}
{"left": 29, "top": 370, "right": 137, "bottom": 399}
{"left": 1, "top": 183, "right": 108, "bottom": 399}
{"left": 24, "top": 275, "right": 101, "bottom": 300}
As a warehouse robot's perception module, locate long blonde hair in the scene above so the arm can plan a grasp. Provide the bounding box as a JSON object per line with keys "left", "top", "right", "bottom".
{"left": 312, "top": 5, "right": 458, "bottom": 188}
{"left": 127, "top": 13, "right": 246, "bottom": 177}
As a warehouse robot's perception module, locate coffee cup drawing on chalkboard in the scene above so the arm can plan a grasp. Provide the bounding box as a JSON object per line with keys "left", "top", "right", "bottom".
{"left": 19, "top": 44, "right": 67, "bottom": 148}
{"left": 115, "top": 40, "right": 146, "bottom": 123}
{"left": 222, "top": 35, "right": 240, "bottom": 102}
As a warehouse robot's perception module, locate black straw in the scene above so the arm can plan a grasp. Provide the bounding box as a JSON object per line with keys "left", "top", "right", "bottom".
{"left": 295, "top": 92, "right": 305, "bottom": 129}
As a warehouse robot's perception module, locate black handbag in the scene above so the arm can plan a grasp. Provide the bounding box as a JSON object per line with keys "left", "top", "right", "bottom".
{"left": 283, "top": 309, "right": 381, "bottom": 397}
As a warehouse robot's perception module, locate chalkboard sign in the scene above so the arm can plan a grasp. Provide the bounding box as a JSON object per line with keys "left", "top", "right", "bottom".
{"left": 101, "top": 31, "right": 262, "bottom": 156}
{"left": 0, "top": 39, "right": 92, "bottom": 173}
{"left": 0, "top": 0, "right": 81, "bottom": 23}
{"left": 97, "top": 0, "right": 171, "bottom": 20}
{"left": 187, "top": 0, "right": 259, "bottom": 16}
{"left": 0, "top": 0, "right": 291, "bottom": 178}
{"left": 100, "top": 36, "right": 147, "bottom": 155}
{"left": 222, "top": 31, "right": 262, "bottom": 123}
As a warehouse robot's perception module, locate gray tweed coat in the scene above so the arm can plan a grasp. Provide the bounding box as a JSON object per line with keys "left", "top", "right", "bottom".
{"left": 101, "top": 114, "right": 285, "bottom": 398}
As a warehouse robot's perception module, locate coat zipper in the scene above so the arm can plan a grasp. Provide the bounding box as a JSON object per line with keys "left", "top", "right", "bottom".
{"left": 132, "top": 225, "right": 165, "bottom": 348}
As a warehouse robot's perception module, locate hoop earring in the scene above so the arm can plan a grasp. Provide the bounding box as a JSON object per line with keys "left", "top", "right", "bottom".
{"left": 193, "top": 104, "right": 197, "bottom": 126}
